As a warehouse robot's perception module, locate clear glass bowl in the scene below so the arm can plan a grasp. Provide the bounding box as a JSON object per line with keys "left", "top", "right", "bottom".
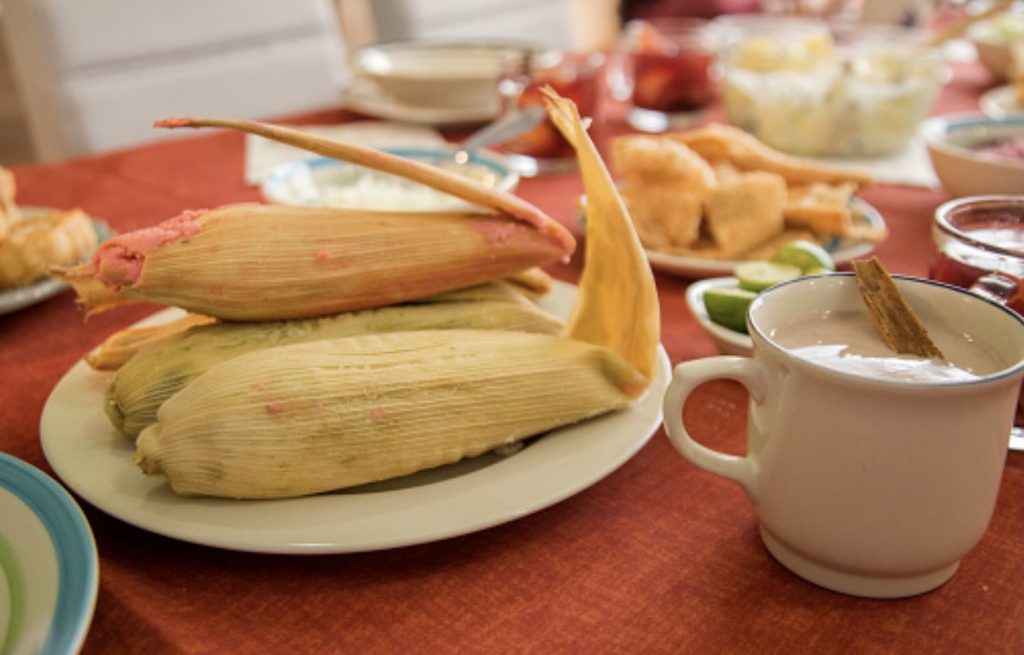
{"left": 716, "top": 17, "right": 946, "bottom": 158}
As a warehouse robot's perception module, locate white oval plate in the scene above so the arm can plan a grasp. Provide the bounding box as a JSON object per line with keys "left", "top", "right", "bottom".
{"left": 0, "top": 208, "right": 114, "bottom": 316}
{"left": 40, "top": 281, "right": 669, "bottom": 554}
{"left": 0, "top": 453, "right": 98, "bottom": 655}
{"left": 980, "top": 84, "right": 1023, "bottom": 119}
{"left": 645, "top": 198, "right": 886, "bottom": 279}
{"left": 685, "top": 276, "right": 753, "bottom": 357}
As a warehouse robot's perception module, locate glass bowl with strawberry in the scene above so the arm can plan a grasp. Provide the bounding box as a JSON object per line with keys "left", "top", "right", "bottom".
{"left": 609, "top": 18, "right": 721, "bottom": 133}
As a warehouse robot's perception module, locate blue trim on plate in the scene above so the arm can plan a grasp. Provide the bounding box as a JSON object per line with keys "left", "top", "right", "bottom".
{"left": 0, "top": 453, "right": 97, "bottom": 655}
{"left": 942, "top": 115, "right": 1024, "bottom": 130}
{"left": 301, "top": 149, "right": 511, "bottom": 176}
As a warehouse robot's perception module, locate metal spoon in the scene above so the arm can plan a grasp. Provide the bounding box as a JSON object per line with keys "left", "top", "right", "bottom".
{"left": 447, "top": 106, "right": 546, "bottom": 165}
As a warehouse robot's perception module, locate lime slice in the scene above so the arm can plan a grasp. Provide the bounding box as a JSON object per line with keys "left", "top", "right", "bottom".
{"left": 703, "top": 287, "right": 757, "bottom": 333}
{"left": 734, "top": 261, "right": 801, "bottom": 292}
{"left": 771, "top": 240, "right": 835, "bottom": 273}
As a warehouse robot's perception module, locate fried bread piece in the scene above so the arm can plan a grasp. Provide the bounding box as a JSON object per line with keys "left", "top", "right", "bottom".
{"left": 612, "top": 134, "right": 716, "bottom": 188}
{"left": 0, "top": 166, "right": 20, "bottom": 239}
{"left": 620, "top": 184, "right": 705, "bottom": 250}
{"left": 783, "top": 182, "right": 857, "bottom": 236}
{"left": 704, "top": 171, "right": 786, "bottom": 258}
{"left": 613, "top": 135, "right": 716, "bottom": 249}
{"left": 669, "top": 123, "right": 874, "bottom": 188}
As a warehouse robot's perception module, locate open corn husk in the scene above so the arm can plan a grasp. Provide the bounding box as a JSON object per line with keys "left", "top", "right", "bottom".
{"left": 109, "top": 281, "right": 563, "bottom": 437}
{"left": 86, "top": 313, "right": 216, "bottom": 371}
{"left": 544, "top": 88, "right": 659, "bottom": 384}
{"left": 58, "top": 203, "right": 573, "bottom": 321}
{"left": 134, "top": 93, "right": 660, "bottom": 498}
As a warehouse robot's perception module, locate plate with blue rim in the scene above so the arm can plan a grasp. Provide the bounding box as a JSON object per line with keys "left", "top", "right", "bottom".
{"left": 0, "top": 452, "right": 98, "bottom": 655}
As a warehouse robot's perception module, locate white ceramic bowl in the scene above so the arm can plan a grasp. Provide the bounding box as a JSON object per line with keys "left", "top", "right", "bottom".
{"left": 922, "top": 114, "right": 1024, "bottom": 198}
{"left": 967, "top": 12, "right": 1024, "bottom": 82}
{"left": 351, "top": 40, "right": 543, "bottom": 111}
{"left": 261, "top": 148, "right": 518, "bottom": 212}
{"left": 685, "top": 277, "right": 754, "bottom": 356}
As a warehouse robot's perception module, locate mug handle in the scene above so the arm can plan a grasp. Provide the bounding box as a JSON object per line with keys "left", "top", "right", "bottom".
{"left": 970, "top": 272, "right": 1024, "bottom": 313}
{"left": 662, "top": 357, "right": 765, "bottom": 499}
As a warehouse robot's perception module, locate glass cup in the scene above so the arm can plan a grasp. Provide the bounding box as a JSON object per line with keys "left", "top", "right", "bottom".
{"left": 663, "top": 274, "right": 1024, "bottom": 598}
{"left": 497, "top": 50, "right": 605, "bottom": 176}
{"left": 930, "top": 195, "right": 1024, "bottom": 440}
{"left": 608, "top": 18, "right": 720, "bottom": 133}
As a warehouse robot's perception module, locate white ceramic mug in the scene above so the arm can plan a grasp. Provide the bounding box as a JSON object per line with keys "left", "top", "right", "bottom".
{"left": 663, "top": 274, "right": 1024, "bottom": 598}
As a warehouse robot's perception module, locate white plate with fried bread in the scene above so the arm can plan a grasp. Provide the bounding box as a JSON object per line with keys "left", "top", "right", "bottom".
{"left": 609, "top": 125, "right": 885, "bottom": 279}
{"left": 40, "top": 280, "right": 669, "bottom": 554}
{"left": 645, "top": 198, "right": 886, "bottom": 278}
{"left": 0, "top": 207, "right": 114, "bottom": 316}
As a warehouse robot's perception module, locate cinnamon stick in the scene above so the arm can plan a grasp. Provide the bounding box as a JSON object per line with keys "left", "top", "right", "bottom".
{"left": 852, "top": 257, "right": 944, "bottom": 359}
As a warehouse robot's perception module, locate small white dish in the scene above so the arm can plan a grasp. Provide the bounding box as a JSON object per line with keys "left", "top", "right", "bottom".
{"left": 0, "top": 452, "right": 98, "bottom": 655}
{"left": 260, "top": 149, "right": 519, "bottom": 212}
{"left": 0, "top": 208, "right": 114, "bottom": 316}
{"left": 41, "top": 281, "right": 670, "bottom": 554}
{"left": 979, "top": 84, "right": 1023, "bottom": 119}
{"left": 967, "top": 13, "right": 1024, "bottom": 82}
{"left": 922, "top": 113, "right": 1024, "bottom": 197}
{"left": 645, "top": 198, "right": 886, "bottom": 279}
{"left": 685, "top": 276, "right": 753, "bottom": 357}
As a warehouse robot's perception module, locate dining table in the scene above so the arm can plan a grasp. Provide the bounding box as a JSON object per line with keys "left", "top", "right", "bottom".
{"left": 1, "top": 53, "right": 1022, "bottom": 654}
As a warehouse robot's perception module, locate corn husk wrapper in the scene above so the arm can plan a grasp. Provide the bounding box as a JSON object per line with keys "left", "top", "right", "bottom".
{"left": 60, "top": 204, "right": 572, "bottom": 320}
{"left": 86, "top": 313, "right": 216, "bottom": 371}
{"left": 543, "top": 88, "right": 660, "bottom": 385}
{"left": 135, "top": 330, "right": 642, "bottom": 498}
{"left": 86, "top": 268, "right": 555, "bottom": 371}
{"left": 108, "top": 281, "right": 563, "bottom": 437}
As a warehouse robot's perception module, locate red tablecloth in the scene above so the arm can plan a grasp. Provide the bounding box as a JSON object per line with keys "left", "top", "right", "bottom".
{"left": 2, "top": 62, "right": 1022, "bottom": 654}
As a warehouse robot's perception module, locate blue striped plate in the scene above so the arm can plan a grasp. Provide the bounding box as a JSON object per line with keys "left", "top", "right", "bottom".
{"left": 0, "top": 452, "right": 98, "bottom": 654}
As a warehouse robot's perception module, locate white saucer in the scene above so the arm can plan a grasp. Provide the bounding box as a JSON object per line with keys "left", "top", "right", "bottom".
{"left": 980, "top": 84, "right": 1023, "bottom": 119}
{"left": 343, "top": 79, "right": 498, "bottom": 127}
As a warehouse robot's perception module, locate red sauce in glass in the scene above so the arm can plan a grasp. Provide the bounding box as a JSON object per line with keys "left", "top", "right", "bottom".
{"left": 631, "top": 49, "right": 715, "bottom": 112}
{"left": 503, "top": 60, "right": 600, "bottom": 160}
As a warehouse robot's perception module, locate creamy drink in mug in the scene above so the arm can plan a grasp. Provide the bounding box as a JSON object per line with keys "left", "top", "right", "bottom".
{"left": 663, "top": 273, "right": 1024, "bottom": 598}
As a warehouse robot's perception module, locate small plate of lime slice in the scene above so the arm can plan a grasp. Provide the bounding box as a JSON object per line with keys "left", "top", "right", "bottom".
{"left": 685, "top": 277, "right": 754, "bottom": 357}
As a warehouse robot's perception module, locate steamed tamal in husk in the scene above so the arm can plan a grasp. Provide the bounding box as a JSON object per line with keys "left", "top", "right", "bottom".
{"left": 108, "top": 281, "right": 563, "bottom": 437}
{"left": 59, "top": 203, "right": 574, "bottom": 320}
{"left": 134, "top": 330, "right": 643, "bottom": 498}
